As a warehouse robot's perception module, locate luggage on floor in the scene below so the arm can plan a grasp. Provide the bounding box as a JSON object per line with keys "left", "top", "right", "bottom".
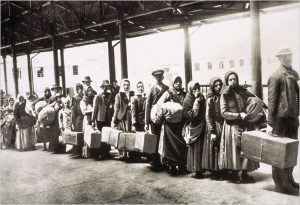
{"left": 118, "top": 132, "right": 136, "bottom": 151}
{"left": 84, "top": 125, "right": 101, "bottom": 149}
{"left": 241, "top": 130, "right": 299, "bottom": 169}
{"left": 62, "top": 131, "right": 84, "bottom": 146}
{"left": 135, "top": 132, "right": 158, "bottom": 154}
{"left": 101, "top": 127, "right": 123, "bottom": 147}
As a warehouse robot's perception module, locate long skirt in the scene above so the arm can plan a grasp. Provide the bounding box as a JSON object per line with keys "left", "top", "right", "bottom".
{"left": 48, "top": 123, "right": 60, "bottom": 152}
{"left": 187, "top": 137, "right": 204, "bottom": 173}
{"left": 160, "top": 121, "right": 187, "bottom": 166}
{"left": 218, "top": 122, "right": 259, "bottom": 171}
{"left": 74, "top": 115, "right": 84, "bottom": 132}
{"left": 202, "top": 122, "right": 222, "bottom": 170}
{"left": 116, "top": 110, "right": 132, "bottom": 132}
{"left": 15, "top": 126, "right": 35, "bottom": 151}
{"left": 0, "top": 115, "right": 16, "bottom": 149}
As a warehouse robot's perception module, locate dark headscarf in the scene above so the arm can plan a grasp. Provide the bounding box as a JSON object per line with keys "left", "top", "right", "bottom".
{"left": 44, "top": 87, "right": 51, "bottom": 99}
{"left": 82, "top": 86, "right": 94, "bottom": 105}
{"left": 207, "top": 77, "right": 223, "bottom": 98}
{"left": 187, "top": 81, "right": 200, "bottom": 93}
{"left": 221, "top": 71, "right": 246, "bottom": 95}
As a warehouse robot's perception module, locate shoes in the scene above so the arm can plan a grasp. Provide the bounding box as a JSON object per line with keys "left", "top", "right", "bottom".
{"left": 275, "top": 184, "right": 299, "bottom": 195}
{"left": 289, "top": 180, "right": 299, "bottom": 189}
{"left": 195, "top": 171, "right": 204, "bottom": 179}
{"left": 168, "top": 166, "right": 179, "bottom": 176}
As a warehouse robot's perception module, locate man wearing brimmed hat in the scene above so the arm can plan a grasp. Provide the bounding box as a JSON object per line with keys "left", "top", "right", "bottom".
{"left": 82, "top": 76, "right": 97, "bottom": 95}
{"left": 48, "top": 83, "right": 63, "bottom": 104}
{"left": 71, "top": 83, "right": 84, "bottom": 132}
{"left": 145, "top": 69, "right": 169, "bottom": 169}
{"left": 91, "top": 80, "right": 113, "bottom": 159}
{"left": 267, "top": 48, "right": 299, "bottom": 194}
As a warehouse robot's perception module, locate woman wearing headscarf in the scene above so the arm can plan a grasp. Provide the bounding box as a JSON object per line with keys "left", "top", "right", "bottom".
{"left": 13, "top": 94, "right": 36, "bottom": 151}
{"left": 218, "top": 71, "right": 259, "bottom": 183}
{"left": 169, "top": 76, "right": 186, "bottom": 105}
{"left": 112, "top": 79, "right": 135, "bottom": 132}
{"left": 32, "top": 87, "right": 51, "bottom": 108}
{"left": 80, "top": 86, "right": 95, "bottom": 132}
{"left": 202, "top": 77, "right": 224, "bottom": 179}
{"left": 183, "top": 81, "right": 206, "bottom": 178}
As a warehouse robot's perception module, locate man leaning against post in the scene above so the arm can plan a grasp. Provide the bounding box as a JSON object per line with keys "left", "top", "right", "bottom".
{"left": 267, "top": 48, "right": 299, "bottom": 195}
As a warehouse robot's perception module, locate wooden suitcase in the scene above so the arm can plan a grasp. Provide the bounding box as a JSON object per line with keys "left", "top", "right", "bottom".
{"left": 135, "top": 132, "right": 158, "bottom": 154}
{"left": 84, "top": 125, "right": 102, "bottom": 149}
{"left": 241, "top": 130, "right": 299, "bottom": 169}
{"left": 101, "top": 127, "right": 123, "bottom": 147}
{"left": 62, "top": 131, "right": 84, "bottom": 146}
{"left": 118, "top": 132, "right": 136, "bottom": 151}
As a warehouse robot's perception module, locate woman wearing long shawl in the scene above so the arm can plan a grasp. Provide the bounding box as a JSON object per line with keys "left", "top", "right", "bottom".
{"left": 202, "top": 77, "right": 224, "bottom": 178}
{"left": 169, "top": 76, "right": 186, "bottom": 105}
{"left": 112, "top": 79, "right": 134, "bottom": 132}
{"left": 13, "top": 94, "right": 36, "bottom": 151}
{"left": 154, "top": 91, "right": 187, "bottom": 175}
{"left": 218, "top": 71, "right": 259, "bottom": 182}
{"left": 183, "top": 81, "right": 206, "bottom": 178}
{"left": 0, "top": 98, "right": 16, "bottom": 149}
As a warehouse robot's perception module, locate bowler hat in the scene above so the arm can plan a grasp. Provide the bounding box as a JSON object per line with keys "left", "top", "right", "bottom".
{"left": 51, "top": 84, "right": 62, "bottom": 91}
{"left": 82, "top": 76, "right": 92, "bottom": 82}
{"left": 275, "top": 48, "right": 293, "bottom": 57}
{"left": 152, "top": 69, "right": 164, "bottom": 76}
{"left": 100, "top": 80, "right": 111, "bottom": 87}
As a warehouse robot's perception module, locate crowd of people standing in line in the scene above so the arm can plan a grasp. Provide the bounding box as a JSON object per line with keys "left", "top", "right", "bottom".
{"left": 0, "top": 48, "right": 298, "bottom": 195}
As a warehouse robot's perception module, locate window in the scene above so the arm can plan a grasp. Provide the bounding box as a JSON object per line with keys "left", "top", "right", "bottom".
{"left": 219, "top": 61, "right": 224, "bottom": 69}
{"left": 37, "top": 67, "right": 44, "bottom": 78}
{"left": 207, "top": 62, "right": 212, "bottom": 69}
{"left": 73, "top": 65, "right": 78, "bottom": 75}
{"left": 229, "top": 60, "right": 234, "bottom": 68}
{"left": 194, "top": 63, "right": 200, "bottom": 71}
{"left": 239, "top": 59, "right": 244, "bottom": 67}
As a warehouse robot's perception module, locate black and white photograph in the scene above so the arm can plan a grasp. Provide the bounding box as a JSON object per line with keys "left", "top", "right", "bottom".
{"left": 0, "top": 0, "right": 299, "bottom": 204}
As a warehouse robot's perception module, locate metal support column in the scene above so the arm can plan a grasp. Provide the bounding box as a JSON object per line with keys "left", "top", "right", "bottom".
{"left": 250, "top": 1, "right": 263, "bottom": 99}
{"left": 26, "top": 52, "right": 33, "bottom": 96}
{"left": 60, "top": 48, "right": 66, "bottom": 96}
{"left": 2, "top": 56, "right": 8, "bottom": 94}
{"left": 119, "top": 20, "right": 128, "bottom": 79}
{"left": 52, "top": 36, "right": 60, "bottom": 85}
{"left": 108, "top": 34, "right": 116, "bottom": 83}
{"left": 183, "top": 22, "right": 192, "bottom": 88}
{"left": 11, "top": 44, "right": 19, "bottom": 97}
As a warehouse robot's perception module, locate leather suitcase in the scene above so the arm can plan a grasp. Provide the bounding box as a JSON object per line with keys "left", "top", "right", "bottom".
{"left": 84, "top": 125, "right": 101, "bottom": 149}
{"left": 135, "top": 132, "right": 158, "bottom": 154}
{"left": 109, "top": 129, "right": 122, "bottom": 147}
{"left": 62, "top": 131, "right": 84, "bottom": 146}
{"left": 118, "top": 132, "right": 136, "bottom": 151}
{"left": 241, "top": 130, "right": 299, "bottom": 169}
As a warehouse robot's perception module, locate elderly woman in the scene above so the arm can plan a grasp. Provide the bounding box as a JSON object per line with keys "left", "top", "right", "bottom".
{"left": 218, "top": 71, "right": 259, "bottom": 183}
{"left": 183, "top": 81, "right": 206, "bottom": 178}
{"left": 202, "top": 77, "right": 224, "bottom": 179}
{"left": 13, "top": 94, "right": 36, "bottom": 151}
{"left": 112, "top": 79, "right": 134, "bottom": 132}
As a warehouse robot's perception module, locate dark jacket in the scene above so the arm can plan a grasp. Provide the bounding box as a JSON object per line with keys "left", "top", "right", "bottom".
{"left": 145, "top": 84, "right": 169, "bottom": 124}
{"left": 71, "top": 94, "right": 84, "bottom": 131}
{"left": 131, "top": 93, "right": 146, "bottom": 126}
{"left": 113, "top": 91, "right": 134, "bottom": 123}
{"left": 267, "top": 65, "right": 299, "bottom": 126}
{"left": 92, "top": 92, "right": 114, "bottom": 123}
{"left": 183, "top": 91, "right": 206, "bottom": 127}
{"left": 169, "top": 88, "right": 186, "bottom": 105}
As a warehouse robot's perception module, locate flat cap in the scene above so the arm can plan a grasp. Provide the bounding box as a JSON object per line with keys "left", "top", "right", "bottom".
{"left": 152, "top": 69, "right": 164, "bottom": 76}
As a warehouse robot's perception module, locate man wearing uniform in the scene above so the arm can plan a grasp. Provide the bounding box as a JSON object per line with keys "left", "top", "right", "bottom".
{"left": 145, "top": 69, "right": 169, "bottom": 169}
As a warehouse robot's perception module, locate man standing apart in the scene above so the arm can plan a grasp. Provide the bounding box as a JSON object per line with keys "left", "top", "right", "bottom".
{"left": 267, "top": 48, "right": 299, "bottom": 194}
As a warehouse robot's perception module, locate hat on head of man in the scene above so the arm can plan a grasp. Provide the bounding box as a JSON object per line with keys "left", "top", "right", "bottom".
{"left": 275, "top": 48, "right": 293, "bottom": 57}
{"left": 100, "top": 80, "right": 111, "bottom": 88}
{"left": 51, "top": 83, "right": 62, "bottom": 91}
{"left": 152, "top": 69, "right": 164, "bottom": 77}
{"left": 82, "top": 76, "right": 92, "bottom": 83}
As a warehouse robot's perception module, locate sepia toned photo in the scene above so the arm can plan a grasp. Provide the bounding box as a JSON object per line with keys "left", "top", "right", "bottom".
{"left": 0, "top": 0, "right": 299, "bottom": 204}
